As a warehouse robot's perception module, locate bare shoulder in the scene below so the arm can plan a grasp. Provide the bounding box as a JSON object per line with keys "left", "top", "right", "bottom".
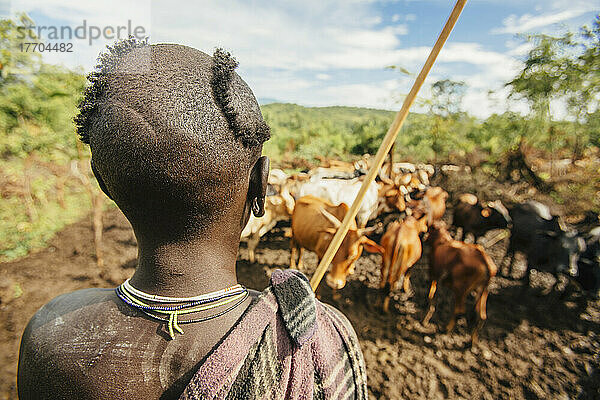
{"left": 18, "top": 288, "right": 121, "bottom": 399}
{"left": 18, "top": 287, "right": 255, "bottom": 400}
{"left": 21, "top": 288, "right": 119, "bottom": 342}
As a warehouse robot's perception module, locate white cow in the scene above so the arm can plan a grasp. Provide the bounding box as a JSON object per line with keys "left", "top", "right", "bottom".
{"left": 268, "top": 168, "right": 289, "bottom": 187}
{"left": 296, "top": 178, "right": 379, "bottom": 227}
{"left": 241, "top": 186, "right": 295, "bottom": 263}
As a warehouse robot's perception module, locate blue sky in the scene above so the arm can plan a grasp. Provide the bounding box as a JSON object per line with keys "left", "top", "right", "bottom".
{"left": 7, "top": 0, "right": 600, "bottom": 118}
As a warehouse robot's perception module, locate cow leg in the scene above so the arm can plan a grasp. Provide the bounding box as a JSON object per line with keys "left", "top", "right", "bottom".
{"left": 290, "top": 239, "right": 298, "bottom": 269}
{"left": 328, "top": 269, "right": 342, "bottom": 301}
{"left": 523, "top": 265, "right": 532, "bottom": 289}
{"left": 381, "top": 252, "right": 393, "bottom": 312}
{"left": 502, "top": 249, "right": 515, "bottom": 277}
{"left": 382, "top": 283, "right": 392, "bottom": 313}
{"left": 391, "top": 247, "right": 406, "bottom": 292}
{"left": 501, "top": 239, "right": 515, "bottom": 276}
{"left": 422, "top": 280, "right": 438, "bottom": 326}
{"left": 448, "top": 288, "right": 468, "bottom": 333}
{"left": 508, "top": 252, "right": 518, "bottom": 278}
{"left": 297, "top": 248, "right": 304, "bottom": 270}
{"left": 383, "top": 250, "right": 400, "bottom": 312}
{"left": 472, "top": 287, "right": 489, "bottom": 345}
{"left": 402, "top": 271, "right": 413, "bottom": 295}
{"left": 380, "top": 252, "right": 392, "bottom": 290}
{"left": 247, "top": 233, "right": 260, "bottom": 263}
{"left": 383, "top": 250, "right": 402, "bottom": 312}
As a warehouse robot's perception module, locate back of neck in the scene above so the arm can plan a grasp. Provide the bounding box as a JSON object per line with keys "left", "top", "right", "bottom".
{"left": 129, "top": 232, "right": 241, "bottom": 298}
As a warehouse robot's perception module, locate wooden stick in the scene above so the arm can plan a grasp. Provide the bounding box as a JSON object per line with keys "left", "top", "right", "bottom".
{"left": 309, "top": 0, "right": 468, "bottom": 291}
{"left": 389, "top": 142, "right": 395, "bottom": 182}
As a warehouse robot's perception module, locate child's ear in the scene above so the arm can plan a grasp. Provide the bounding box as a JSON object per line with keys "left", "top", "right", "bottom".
{"left": 90, "top": 159, "right": 113, "bottom": 200}
{"left": 249, "top": 156, "right": 270, "bottom": 217}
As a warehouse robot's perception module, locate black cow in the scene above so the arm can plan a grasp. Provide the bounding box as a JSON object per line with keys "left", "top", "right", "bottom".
{"left": 523, "top": 229, "right": 586, "bottom": 292}
{"left": 503, "top": 200, "right": 589, "bottom": 294}
{"left": 502, "top": 200, "right": 562, "bottom": 277}
{"left": 573, "top": 227, "right": 600, "bottom": 297}
{"left": 452, "top": 194, "right": 511, "bottom": 243}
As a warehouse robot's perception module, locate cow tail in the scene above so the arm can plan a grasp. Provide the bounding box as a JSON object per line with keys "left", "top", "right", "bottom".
{"left": 390, "top": 233, "right": 405, "bottom": 289}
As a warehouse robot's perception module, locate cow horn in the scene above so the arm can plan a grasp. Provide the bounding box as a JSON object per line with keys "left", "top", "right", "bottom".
{"left": 320, "top": 207, "right": 342, "bottom": 228}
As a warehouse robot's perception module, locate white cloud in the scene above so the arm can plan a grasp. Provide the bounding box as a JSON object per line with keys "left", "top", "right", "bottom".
{"left": 492, "top": 5, "right": 597, "bottom": 34}
{"left": 391, "top": 13, "right": 416, "bottom": 23}
{"left": 15, "top": 0, "right": 151, "bottom": 71}
{"left": 390, "top": 42, "right": 522, "bottom": 83}
{"left": 263, "top": 40, "right": 528, "bottom": 117}
{"left": 505, "top": 41, "right": 534, "bottom": 57}
{"left": 12, "top": 0, "right": 574, "bottom": 118}
{"left": 150, "top": 1, "right": 410, "bottom": 72}
{"left": 462, "top": 86, "right": 526, "bottom": 119}
{"left": 14, "top": 0, "right": 411, "bottom": 73}
{"left": 299, "top": 80, "right": 400, "bottom": 109}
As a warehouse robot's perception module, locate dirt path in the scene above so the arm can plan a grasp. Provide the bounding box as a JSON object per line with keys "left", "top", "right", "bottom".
{"left": 1, "top": 208, "right": 599, "bottom": 399}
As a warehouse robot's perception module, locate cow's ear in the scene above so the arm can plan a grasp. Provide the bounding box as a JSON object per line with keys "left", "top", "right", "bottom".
{"left": 481, "top": 208, "right": 492, "bottom": 218}
{"left": 360, "top": 237, "right": 385, "bottom": 254}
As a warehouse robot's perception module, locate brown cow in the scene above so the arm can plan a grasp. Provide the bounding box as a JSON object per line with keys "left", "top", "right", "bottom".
{"left": 376, "top": 182, "right": 407, "bottom": 216}
{"left": 290, "top": 195, "right": 384, "bottom": 289}
{"left": 379, "top": 215, "right": 428, "bottom": 312}
{"left": 410, "top": 186, "right": 448, "bottom": 225}
{"left": 422, "top": 221, "right": 497, "bottom": 344}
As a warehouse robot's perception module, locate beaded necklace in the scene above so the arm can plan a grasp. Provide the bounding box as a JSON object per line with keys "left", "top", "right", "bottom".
{"left": 116, "top": 280, "right": 248, "bottom": 339}
{"left": 122, "top": 279, "right": 245, "bottom": 303}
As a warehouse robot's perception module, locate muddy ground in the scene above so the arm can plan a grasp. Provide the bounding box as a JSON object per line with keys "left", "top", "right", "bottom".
{"left": 1, "top": 194, "right": 599, "bottom": 399}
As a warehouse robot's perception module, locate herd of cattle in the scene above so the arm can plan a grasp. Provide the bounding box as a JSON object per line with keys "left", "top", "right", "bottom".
{"left": 241, "top": 159, "right": 600, "bottom": 343}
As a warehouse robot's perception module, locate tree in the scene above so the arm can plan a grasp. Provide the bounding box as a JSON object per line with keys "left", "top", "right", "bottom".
{"left": 506, "top": 16, "right": 600, "bottom": 159}
{"left": 430, "top": 79, "right": 466, "bottom": 117}
{"left": 0, "top": 14, "right": 86, "bottom": 160}
{"left": 426, "top": 79, "right": 466, "bottom": 160}
{"left": 0, "top": 13, "right": 42, "bottom": 84}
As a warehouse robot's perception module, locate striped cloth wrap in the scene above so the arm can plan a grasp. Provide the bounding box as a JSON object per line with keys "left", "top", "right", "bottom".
{"left": 180, "top": 269, "right": 368, "bottom": 400}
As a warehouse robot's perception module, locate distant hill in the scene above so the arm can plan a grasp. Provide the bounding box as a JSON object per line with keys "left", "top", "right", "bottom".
{"left": 261, "top": 102, "right": 397, "bottom": 119}
{"left": 259, "top": 102, "right": 431, "bottom": 162}
{"left": 257, "top": 97, "right": 281, "bottom": 105}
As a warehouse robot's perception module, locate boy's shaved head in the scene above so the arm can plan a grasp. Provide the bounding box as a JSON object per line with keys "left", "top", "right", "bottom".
{"left": 75, "top": 38, "right": 270, "bottom": 238}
